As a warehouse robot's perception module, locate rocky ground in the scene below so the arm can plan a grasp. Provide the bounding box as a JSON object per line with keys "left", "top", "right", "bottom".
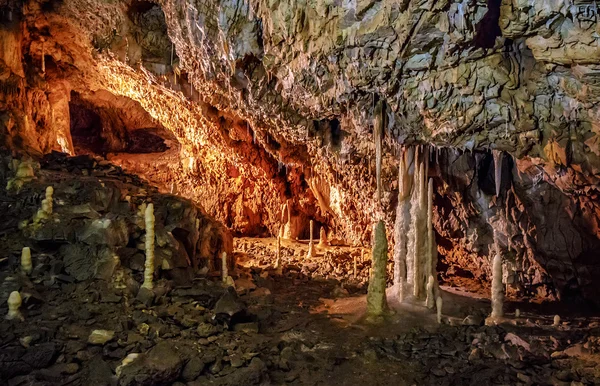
{"left": 2, "top": 236, "right": 600, "bottom": 385}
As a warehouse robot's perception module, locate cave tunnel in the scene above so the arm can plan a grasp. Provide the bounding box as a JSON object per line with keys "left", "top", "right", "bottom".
{"left": 2, "top": 1, "right": 600, "bottom": 385}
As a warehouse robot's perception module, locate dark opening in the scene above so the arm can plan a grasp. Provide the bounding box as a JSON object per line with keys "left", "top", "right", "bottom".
{"left": 69, "top": 103, "right": 105, "bottom": 155}
{"left": 474, "top": 0, "right": 502, "bottom": 49}
{"left": 476, "top": 151, "right": 496, "bottom": 196}
{"left": 127, "top": 129, "right": 169, "bottom": 153}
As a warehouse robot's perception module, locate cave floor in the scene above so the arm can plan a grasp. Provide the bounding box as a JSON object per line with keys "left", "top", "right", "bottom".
{"left": 2, "top": 237, "right": 600, "bottom": 385}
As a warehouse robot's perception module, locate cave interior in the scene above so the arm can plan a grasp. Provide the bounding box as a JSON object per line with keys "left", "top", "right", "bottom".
{"left": 1, "top": 0, "right": 600, "bottom": 385}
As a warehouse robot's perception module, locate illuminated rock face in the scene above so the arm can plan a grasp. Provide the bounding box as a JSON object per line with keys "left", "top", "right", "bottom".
{"left": 0, "top": 0, "right": 599, "bottom": 302}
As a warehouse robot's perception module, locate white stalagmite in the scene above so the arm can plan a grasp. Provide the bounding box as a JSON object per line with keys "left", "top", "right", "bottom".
{"left": 142, "top": 203, "right": 155, "bottom": 290}
{"left": 436, "top": 296, "right": 443, "bottom": 324}
{"left": 221, "top": 251, "right": 228, "bottom": 282}
{"left": 493, "top": 150, "right": 502, "bottom": 197}
{"left": 393, "top": 147, "right": 414, "bottom": 301}
{"left": 553, "top": 315, "right": 561, "bottom": 326}
{"left": 426, "top": 275, "right": 435, "bottom": 309}
{"left": 491, "top": 251, "right": 504, "bottom": 318}
{"left": 307, "top": 220, "right": 316, "bottom": 258}
{"left": 21, "top": 247, "right": 32, "bottom": 275}
{"left": 34, "top": 186, "right": 54, "bottom": 224}
{"left": 515, "top": 309, "right": 520, "bottom": 318}
{"left": 374, "top": 100, "right": 384, "bottom": 204}
{"left": 6, "top": 291, "right": 23, "bottom": 321}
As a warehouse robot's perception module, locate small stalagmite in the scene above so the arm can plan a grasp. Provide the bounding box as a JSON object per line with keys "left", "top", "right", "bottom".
{"left": 436, "top": 296, "right": 443, "bottom": 324}
{"left": 21, "top": 247, "right": 32, "bottom": 275}
{"left": 307, "top": 220, "right": 317, "bottom": 258}
{"left": 6, "top": 291, "right": 23, "bottom": 321}
{"left": 317, "top": 227, "right": 328, "bottom": 248}
{"left": 553, "top": 315, "right": 561, "bottom": 327}
{"left": 222, "top": 251, "right": 228, "bottom": 282}
{"left": 33, "top": 186, "right": 54, "bottom": 224}
{"left": 142, "top": 203, "right": 155, "bottom": 290}
{"left": 274, "top": 236, "right": 281, "bottom": 269}
{"left": 366, "top": 220, "right": 389, "bottom": 317}
{"left": 279, "top": 200, "right": 293, "bottom": 240}
{"left": 353, "top": 253, "right": 357, "bottom": 278}
{"left": 426, "top": 275, "right": 435, "bottom": 309}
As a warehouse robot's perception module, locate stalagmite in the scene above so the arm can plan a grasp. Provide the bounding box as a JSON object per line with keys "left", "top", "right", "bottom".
{"left": 515, "top": 309, "right": 520, "bottom": 318}
{"left": 493, "top": 150, "right": 502, "bottom": 197}
{"left": 393, "top": 147, "right": 414, "bottom": 301}
{"left": 6, "top": 291, "right": 23, "bottom": 321}
{"left": 274, "top": 237, "right": 281, "bottom": 269}
{"left": 426, "top": 275, "right": 435, "bottom": 309}
{"left": 426, "top": 179, "right": 434, "bottom": 275}
{"left": 21, "top": 247, "right": 32, "bottom": 275}
{"left": 553, "top": 315, "right": 561, "bottom": 326}
{"left": 436, "top": 296, "right": 443, "bottom": 324}
{"left": 491, "top": 251, "right": 504, "bottom": 318}
{"left": 280, "top": 200, "right": 293, "bottom": 240}
{"left": 222, "top": 251, "right": 228, "bottom": 282}
{"left": 142, "top": 203, "right": 155, "bottom": 290}
{"left": 366, "top": 221, "right": 389, "bottom": 317}
{"left": 353, "top": 254, "right": 357, "bottom": 278}
{"left": 33, "top": 186, "right": 53, "bottom": 224}
{"left": 409, "top": 148, "right": 428, "bottom": 299}
{"left": 307, "top": 220, "right": 316, "bottom": 258}
{"left": 374, "top": 100, "right": 385, "bottom": 204}
{"left": 317, "top": 227, "right": 328, "bottom": 248}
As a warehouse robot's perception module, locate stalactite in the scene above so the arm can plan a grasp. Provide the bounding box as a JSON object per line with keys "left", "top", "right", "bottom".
{"left": 493, "top": 150, "right": 502, "bottom": 197}
{"left": 366, "top": 221, "right": 389, "bottom": 317}
{"left": 491, "top": 250, "right": 504, "bottom": 318}
{"left": 41, "top": 41, "right": 45, "bottom": 74}
{"left": 142, "top": 203, "right": 155, "bottom": 290}
{"left": 374, "top": 100, "right": 384, "bottom": 204}
{"left": 393, "top": 147, "right": 414, "bottom": 301}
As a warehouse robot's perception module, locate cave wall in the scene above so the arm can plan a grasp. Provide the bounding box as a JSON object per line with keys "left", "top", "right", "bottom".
{"left": 0, "top": 0, "right": 599, "bottom": 301}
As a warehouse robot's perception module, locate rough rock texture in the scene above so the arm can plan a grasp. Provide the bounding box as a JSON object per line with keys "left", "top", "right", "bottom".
{"left": 0, "top": 0, "right": 599, "bottom": 302}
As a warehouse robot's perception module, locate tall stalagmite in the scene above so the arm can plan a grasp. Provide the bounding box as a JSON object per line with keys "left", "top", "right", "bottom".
{"left": 491, "top": 249, "right": 504, "bottom": 318}
{"left": 393, "top": 147, "right": 414, "bottom": 301}
{"left": 366, "top": 220, "right": 389, "bottom": 317}
{"left": 408, "top": 147, "right": 429, "bottom": 299}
